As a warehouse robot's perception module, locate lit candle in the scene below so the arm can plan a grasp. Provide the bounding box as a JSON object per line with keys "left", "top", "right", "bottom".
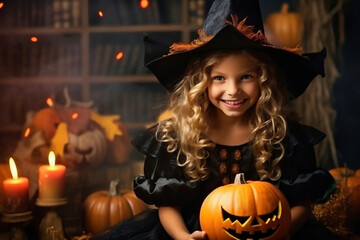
{"left": 2, "top": 157, "right": 29, "bottom": 213}
{"left": 38, "top": 151, "right": 66, "bottom": 200}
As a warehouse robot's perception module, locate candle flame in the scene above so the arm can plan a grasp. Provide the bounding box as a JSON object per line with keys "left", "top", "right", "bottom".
{"left": 115, "top": 51, "right": 124, "bottom": 61}
{"left": 9, "top": 157, "right": 18, "bottom": 179}
{"left": 98, "top": 10, "right": 104, "bottom": 18}
{"left": 140, "top": 0, "right": 149, "bottom": 9}
{"left": 30, "top": 36, "right": 38, "bottom": 42}
{"left": 72, "top": 112, "right": 79, "bottom": 119}
{"left": 0, "top": 2, "right": 4, "bottom": 9}
{"left": 24, "top": 127, "right": 31, "bottom": 138}
{"left": 46, "top": 97, "right": 54, "bottom": 107}
{"left": 48, "top": 151, "right": 56, "bottom": 167}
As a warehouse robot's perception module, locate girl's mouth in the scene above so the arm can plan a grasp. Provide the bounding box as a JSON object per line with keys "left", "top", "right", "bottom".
{"left": 221, "top": 99, "right": 247, "bottom": 109}
{"left": 223, "top": 99, "right": 246, "bottom": 105}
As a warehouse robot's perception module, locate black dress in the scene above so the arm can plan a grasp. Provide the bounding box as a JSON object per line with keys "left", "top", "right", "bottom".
{"left": 93, "top": 122, "right": 338, "bottom": 240}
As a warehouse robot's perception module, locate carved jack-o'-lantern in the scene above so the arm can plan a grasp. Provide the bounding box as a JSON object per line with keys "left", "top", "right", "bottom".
{"left": 14, "top": 88, "right": 131, "bottom": 169}
{"left": 61, "top": 128, "right": 108, "bottom": 169}
{"left": 200, "top": 173, "right": 291, "bottom": 240}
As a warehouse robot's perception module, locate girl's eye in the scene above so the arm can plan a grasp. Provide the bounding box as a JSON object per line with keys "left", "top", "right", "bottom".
{"left": 241, "top": 74, "right": 254, "bottom": 80}
{"left": 212, "top": 76, "right": 224, "bottom": 81}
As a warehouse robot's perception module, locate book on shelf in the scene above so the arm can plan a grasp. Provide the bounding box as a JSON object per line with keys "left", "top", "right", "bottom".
{"left": 91, "top": 44, "right": 104, "bottom": 76}
{"left": 61, "top": 0, "right": 71, "bottom": 28}
{"left": 71, "top": 0, "right": 81, "bottom": 27}
{"left": 44, "top": 0, "right": 54, "bottom": 26}
{"left": 71, "top": 43, "right": 81, "bottom": 76}
{"left": 188, "top": 0, "right": 205, "bottom": 26}
{"left": 56, "top": 43, "right": 67, "bottom": 75}
{"left": 53, "top": 0, "right": 62, "bottom": 28}
{"left": 126, "top": 44, "right": 142, "bottom": 74}
{"left": 116, "top": 44, "right": 132, "bottom": 75}
{"left": 149, "top": 0, "right": 160, "bottom": 24}
{"left": 114, "top": 0, "right": 131, "bottom": 25}
{"left": 101, "top": 44, "right": 114, "bottom": 76}
{"left": 46, "top": 43, "right": 59, "bottom": 76}
{"left": 0, "top": 0, "right": 81, "bottom": 28}
{"left": 109, "top": 44, "right": 127, "bottom": 76}
{"left": 19, "top": 43, "right": 29, "bottom": 76}
{"left": 52, "top": 0, "right": 81, "bottom": 28}
{"left": 35, "top": 0, "right": 45, "bottom": 27}
{"left": 28, "top": 42, "right": 41, "bottom": 76}
{"left": 129, "top": 0, "right": 145, "bottom": 25}
{"left": 38, "top": 44, "right": 49, "bottom": 76}
{"left": 0, "top": 42, "right": 7, "bottom": 78}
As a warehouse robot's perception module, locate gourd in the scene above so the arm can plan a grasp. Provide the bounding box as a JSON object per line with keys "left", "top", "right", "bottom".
{"left": 265, "top": 3, "right": 302, "bottom": 48}
{"left": 200, "top": 173, "right": 291, "bottom": 240}
{"left": 83, "top": 180, "right": 148, "bottom": 234}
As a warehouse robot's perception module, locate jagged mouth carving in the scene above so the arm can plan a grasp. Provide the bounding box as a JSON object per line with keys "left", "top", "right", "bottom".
{"left": 221, "top": 201, "right": 282, "bottom": 240}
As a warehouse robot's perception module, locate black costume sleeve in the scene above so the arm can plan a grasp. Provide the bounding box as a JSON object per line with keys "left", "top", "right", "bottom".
{"left": 132, "top": 125, "right": 200, "bottom": 207}
{"left": 276, "top": 123, "right": 335, "bottom": 206}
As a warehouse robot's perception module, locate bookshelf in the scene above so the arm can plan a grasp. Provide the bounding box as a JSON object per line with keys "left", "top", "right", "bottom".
{"left": 0, "top": 0, "right": 210, "bottom": 162}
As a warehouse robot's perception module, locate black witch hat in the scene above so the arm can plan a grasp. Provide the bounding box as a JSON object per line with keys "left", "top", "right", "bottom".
{"left": 143, "top": 0, "right": 326, "bottom": 99}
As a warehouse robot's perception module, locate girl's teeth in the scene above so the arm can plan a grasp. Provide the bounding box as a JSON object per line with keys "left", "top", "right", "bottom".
{"left": 224, "top": 100, "right": 244, "bottom": 105}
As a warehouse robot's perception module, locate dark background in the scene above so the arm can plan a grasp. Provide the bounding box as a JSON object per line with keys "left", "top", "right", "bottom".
{"left": 260, "top": 0, "right": 360, "bottom": 169}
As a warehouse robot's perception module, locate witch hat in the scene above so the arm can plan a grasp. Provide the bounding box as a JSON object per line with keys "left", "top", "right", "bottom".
{"left": 143, "top": 0, "right": 326, "bottom": 99}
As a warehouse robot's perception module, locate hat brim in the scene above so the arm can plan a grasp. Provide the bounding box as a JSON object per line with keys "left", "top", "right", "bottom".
{"left": 145, "top": 25, "right": 326, "bottom": 99}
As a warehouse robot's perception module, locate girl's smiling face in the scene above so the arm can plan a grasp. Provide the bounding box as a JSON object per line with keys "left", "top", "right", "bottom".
{"left": 207, "top": 52, "right": 260, "bottom": 119}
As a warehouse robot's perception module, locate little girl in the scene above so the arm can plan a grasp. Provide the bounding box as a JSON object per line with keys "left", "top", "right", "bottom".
{"left": 95, "top": 0, "right": 338, "bottom": 239}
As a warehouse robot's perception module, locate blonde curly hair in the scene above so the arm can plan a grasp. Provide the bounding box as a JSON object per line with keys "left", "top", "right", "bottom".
{"left": 156, "top": 49, "right": 289, "bottom": 182}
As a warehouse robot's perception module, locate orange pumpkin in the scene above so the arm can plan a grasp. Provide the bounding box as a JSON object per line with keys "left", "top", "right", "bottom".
{"left": 83, "top": 180, "right": 148, "bottom": 234}
{"left": 329, "top": 167, "right": 360, "bottom": 225}
{"left": 265, "top": 3, "right": 302, "bottom": 48}
{"left": 32, "top": 107, "right": 62, "bottom": 141}
{"left": 347, "top": 184, "right": 360, "bottom": 220}
{"left": 200, "top": 173, "right": 291, "bottom": 240}
{"left": 329, "top": 167, "right": 354, "bottom": 183}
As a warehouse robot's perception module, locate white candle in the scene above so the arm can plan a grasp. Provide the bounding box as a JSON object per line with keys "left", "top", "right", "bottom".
{"left": 38, "top": 151, "right": 66, "bottom": 200}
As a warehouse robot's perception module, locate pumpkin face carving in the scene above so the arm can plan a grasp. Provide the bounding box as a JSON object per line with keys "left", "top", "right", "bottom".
{"left": 61, "top": 128, "right": 108, "bottom": 169}
{"left": 200, "top": 174, "right": 291, "bottom": 240}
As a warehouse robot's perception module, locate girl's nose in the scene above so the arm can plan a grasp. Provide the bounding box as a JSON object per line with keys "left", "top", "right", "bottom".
{"left": 226, "top": 81, "right": 240, "bottom": 96}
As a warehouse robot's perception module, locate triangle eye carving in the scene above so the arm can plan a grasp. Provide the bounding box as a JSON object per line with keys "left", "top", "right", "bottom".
{"left": 221, "top": 207, "right": 250, "bottom": 225}
{"left": 221, "top": 201, "right": 281, "bottom": 226}
{"left": 258, "top": 202, "right": 280, "bottom": 223}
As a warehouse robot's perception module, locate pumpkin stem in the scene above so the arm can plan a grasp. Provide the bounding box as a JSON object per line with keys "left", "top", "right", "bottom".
{"left": 280, "top": 3, "right": 290, "bottom": 13}
{"left": 109, "top": 179, "right": 119, "bottom": 197}
{"left": 234, "top": 173, "right": 246, "bottom": 184}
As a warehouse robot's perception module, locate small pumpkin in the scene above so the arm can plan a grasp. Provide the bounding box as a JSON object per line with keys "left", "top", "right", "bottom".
{"left": 83, "top": 180, "right": 148, "bottom": 234}
{"left": 32, "top": 107, "right": 62, "bottom": 141}
{"left": 329, "top": 167, "right": 360, "bottom": 226}
{"left": 329, "top": 167, "right": 355, "bottom": 183}
{"left": 200, "top": 173, "right": 291, "bottom": 240}
{"left": 265, "top": 3, "right": 302, "bottom": 48}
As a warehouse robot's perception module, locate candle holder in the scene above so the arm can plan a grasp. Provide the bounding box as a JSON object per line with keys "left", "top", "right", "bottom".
{"left": 1, "top": 211, "right": 33, "bottom": 240}
{"left": 36, "top": 198, "right": 67, "bottom": 240}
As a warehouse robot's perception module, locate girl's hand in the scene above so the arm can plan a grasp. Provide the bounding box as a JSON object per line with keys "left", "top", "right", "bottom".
{"left": 188, "top": 230, "right": 207, "bottom": 240}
